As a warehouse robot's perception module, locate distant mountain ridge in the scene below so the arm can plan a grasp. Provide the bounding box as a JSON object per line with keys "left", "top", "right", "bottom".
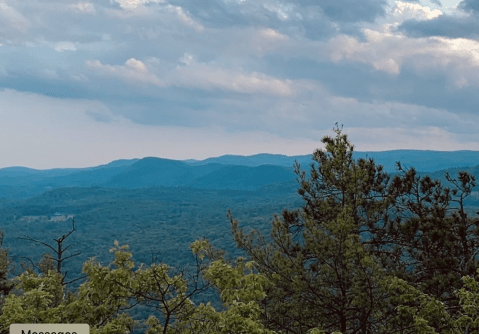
{"left": 353, "top": 150, "right": 479, "bottom": 173}
{"left": 184, "top": 153, "right": 306, "bottom": 168}
{"left": 0, "top": 151, "right": 478, "bottom": 199}
{"left": 184, "top": 150, "right": 479, "bottom": 172}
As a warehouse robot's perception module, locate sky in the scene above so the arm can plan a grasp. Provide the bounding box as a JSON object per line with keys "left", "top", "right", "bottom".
{"left": 0, "top": 0, "right": 478, "bottom": 168}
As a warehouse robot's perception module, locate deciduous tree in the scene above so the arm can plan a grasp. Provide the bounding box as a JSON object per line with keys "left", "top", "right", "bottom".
{"left": 0, "top": 240, "right": 277, "bottom": 334}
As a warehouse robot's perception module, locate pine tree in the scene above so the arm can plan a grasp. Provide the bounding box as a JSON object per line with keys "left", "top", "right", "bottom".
{"left": 229, "top": 125, "right": 479, "bottom": 333}
{"left": 230, "top": 125, "right": 398, "bottom": 333}
{"left": 381, "top": 162, "right": 479, "bottom": 327}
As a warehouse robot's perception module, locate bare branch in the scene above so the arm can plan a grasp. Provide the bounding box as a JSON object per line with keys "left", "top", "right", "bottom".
{"left": 63, "top": 274, "right": 88, "bottom": 285}
{"left": 17, "top": 256, "right": 41, "bottom": 272}
{"left": 15, "top": 217, "right": 83, "bottom": 286}
{"left": 17, "top": 236, "right": 57, "bottom": 254}
{"left": 61, "top": 252, "right": 82, "bottom": 262}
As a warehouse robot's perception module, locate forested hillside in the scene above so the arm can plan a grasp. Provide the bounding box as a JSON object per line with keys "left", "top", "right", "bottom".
{"left": 0, "top": 185, "right": 302, "bottom": 289}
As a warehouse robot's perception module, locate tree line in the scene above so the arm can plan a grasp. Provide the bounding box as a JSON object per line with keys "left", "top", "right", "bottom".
{"left": 1, "top": 126, "right": 479, "bottom": 333}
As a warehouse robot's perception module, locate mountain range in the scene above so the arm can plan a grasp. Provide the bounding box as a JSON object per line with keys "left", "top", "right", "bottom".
{"left": 0, "top": 150, "right": 479, "bottom": 199}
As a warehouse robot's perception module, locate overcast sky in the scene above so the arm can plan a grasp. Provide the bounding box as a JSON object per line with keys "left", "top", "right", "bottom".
{"left": 0, "top": 0, "right": 478, "bottom": 168}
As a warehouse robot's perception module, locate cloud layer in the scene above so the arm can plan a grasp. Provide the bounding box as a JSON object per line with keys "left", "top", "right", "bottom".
{"left": 0, "top": 0, "right": 478, "bottom": 168}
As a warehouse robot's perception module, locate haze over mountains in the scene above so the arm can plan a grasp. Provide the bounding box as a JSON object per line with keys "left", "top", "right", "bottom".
{"left": 1, "top": 150, "right": 479, "bottom": 199}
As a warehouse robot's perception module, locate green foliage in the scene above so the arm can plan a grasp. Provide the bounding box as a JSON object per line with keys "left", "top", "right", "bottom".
{"left": 377, "top": 268, "right": 479, "bottom": 333}
{"left": 380, "top": 275, "right": 458, "bottom": 333}
{"left": 0, "top": 239, "right": 277, "bottom": 334}
{"left": 0, "top": 242, "right": 136, "bottom": 334}
{"left": 0, "top": 229, "right": 14, "bottom": 314}
{"left": 454, "top": 273, "right": 479, "bottom": 331}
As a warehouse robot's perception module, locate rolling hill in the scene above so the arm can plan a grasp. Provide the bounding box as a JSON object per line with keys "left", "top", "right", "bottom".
{"left": 0, "top": 151, "right": 478, "bottom": 200}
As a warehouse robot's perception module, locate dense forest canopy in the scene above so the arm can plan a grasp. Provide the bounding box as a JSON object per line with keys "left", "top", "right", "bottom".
{"left": 1, "top": 127, "right": 479, "bottom": 333}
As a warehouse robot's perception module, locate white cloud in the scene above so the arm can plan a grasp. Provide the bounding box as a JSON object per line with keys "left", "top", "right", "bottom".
{"left": 260, "top": 28, "right": 287, "bottom": 40}
{"left": 111, "top": 0, "right": 141, "bottom": 9}
{"left": 167, "top": 5, "right": 204, "bottom": 31}
{"left": 393, "top": 1, "right": 443, "bottom": 21}
{"left": 110, "top": 0, "right": 166, "bottom": 10}
{"left": 263, "top": 2, "right": 295, "bottom": 21}
{"left": 0, "top": 2, "right": 30, "bottom": 34}
{"left": 199, "top": 74, "right": 479, "bottom": 138}
{"left": 86, "top": 58, "right": 165, "bottom": 86}
{"left": 125, "top": 57, "right": 147, "bottom": 71}
{"left": 248, "top": 28, "right": 289, "bottom": 56}
{"left": 54, "top": 41, "right": 77, "bottom": 52}
{"left": 179, "top": 53, "right": 193, "bottom": 65}
{"left": 322, "top": 26, "right": 479, "bottom": 80}
{"left": 104, "top": 1, "right": 203, "bottom": 34}
{"left": 72, "top": 2, "right": 96, "bottom": 14}
{"left": 326, "top": 32, "right": 404, "bottom": 74}
{"left": 318, "top": 1, "right": 476, "bottom": 79}
{"left": 173, "top": 54, "right": 293, "bottom": 96}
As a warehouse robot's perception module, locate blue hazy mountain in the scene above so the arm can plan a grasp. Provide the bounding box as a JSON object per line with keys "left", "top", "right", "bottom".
{"left": 0, "top": 159, "right": 139, "bottom": 198}
{"left": 0, "top": 166, "right": 86, "bottom": 177}
{"left": 101, "top": 158, "right": 296, "bottom": 190}
{"left": 184, "top": 153, "right": 311, "bottom": 168}
{"left": 101, "top": 157, "right": 210, "bottom": 188}
{"left": 0, "top": 159, "right": 139, "bottom": 178}
{"left": 0, "top": 151, "right": 478, "bottom": 199}
{"left": 188, "top": 165, "right": 296, "bottom": 190}
{"left": 353, "top": 150, "right": 479, "bottom": 173}
{"left": 183, "top": 151, "right": 479, "bottom": 172}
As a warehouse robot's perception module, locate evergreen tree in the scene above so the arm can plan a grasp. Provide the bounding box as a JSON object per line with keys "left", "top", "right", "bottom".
{"left": 382, "top": 163, "right": 479, "bottom": 325}
{"left": 229, "top": 125, "right": 479, "bottom": 333}
{"left": 230, "top": 126, "right": 398, "bottom": 333}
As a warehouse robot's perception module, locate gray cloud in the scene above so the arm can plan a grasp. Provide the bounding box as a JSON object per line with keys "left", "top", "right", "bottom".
{"left": 85, "top": 108, "right": 115, "bottom": 123}
{"left": 397, "top": 13, "right": 479, "bottom": 39}
{"left": 423, "top": 0, "right": 443, "bottom": 6}
{"left": 294, "top": 0, "right": 387, "bottom": 23}
{"left": 459, "top": 0, "right": 479, "bottom": 13}
{"left": 167, "top": 0, "right": 388, "bottom": 40}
